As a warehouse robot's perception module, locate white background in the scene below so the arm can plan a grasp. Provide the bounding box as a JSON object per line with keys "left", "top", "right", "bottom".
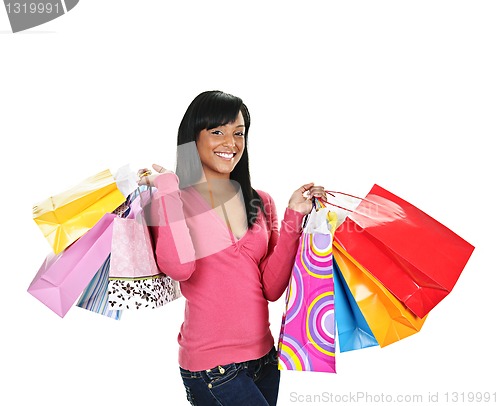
{"left": 1, "top": 1, "right": 499, "bottom": 405}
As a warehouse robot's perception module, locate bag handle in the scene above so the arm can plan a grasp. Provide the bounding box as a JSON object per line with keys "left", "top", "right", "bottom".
{"left": 138, "top": 184, "right": 154, "bottom": 208}
{"left": 317, "top": 198, "right": 355, "bottom": 213}
{"left": 304, "top": 193, "right": 365, "bottom": 228}
{"left": 316, "top": 191, "right": 359, "bottom": 213}
{"left": 325, "top": 190, "right": 363, "bottom": 201}
{"left": 317, "top": 190, "right": 381, "bottom": 215}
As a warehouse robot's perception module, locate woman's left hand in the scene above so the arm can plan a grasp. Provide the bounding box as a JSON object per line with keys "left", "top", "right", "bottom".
{"left": 288, "top": 183, "right": 327, "bottom": 216}
{"left": 137, "top": 163, "right": 173, "bottom": 186}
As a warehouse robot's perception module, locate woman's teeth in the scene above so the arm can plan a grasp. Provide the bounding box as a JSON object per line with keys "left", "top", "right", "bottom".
{"left": 215, "top": 152, "right": 234, "bottom": 159}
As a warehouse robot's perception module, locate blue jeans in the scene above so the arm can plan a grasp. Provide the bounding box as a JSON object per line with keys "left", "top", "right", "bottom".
{"left": 179, "top": 346, "right": 280, "bottom": 405}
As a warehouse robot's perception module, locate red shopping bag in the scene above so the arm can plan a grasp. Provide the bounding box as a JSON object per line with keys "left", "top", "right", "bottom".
{"left": 332, "top": 184, "right": 474, "bottom": 318}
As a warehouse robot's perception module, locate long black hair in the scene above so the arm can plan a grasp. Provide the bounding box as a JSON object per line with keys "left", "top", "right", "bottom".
{"left": 175, "top": 90, "right": 265, "bottom": 227}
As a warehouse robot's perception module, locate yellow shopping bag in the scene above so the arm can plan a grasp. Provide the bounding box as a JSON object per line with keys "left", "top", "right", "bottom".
{"left": 33, "top": 169, "right": 126, "bottom": 254}
{"left": 332, "top": 241, "right": 426, "bottom": 347}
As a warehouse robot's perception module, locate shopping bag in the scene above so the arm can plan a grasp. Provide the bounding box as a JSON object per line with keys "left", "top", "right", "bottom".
{"left": 107, "top": 187, "right": 181, "bottom": 310}
{"left": 76, "top": 187, "right": 143, "bottom": 319}
{"left": 333, "top": 184, "right": 475, "bottom": 318}
{"left": 28, "top": 213, "right": 116, "bottom": 317}
{"left": 33, "top": 168, "right": 128, "bottom": 254}
{"left": 333, "top": 257, "right": 378, "bottom": 352}
{"left": 278, "top": 207, "right": 336, "bottom": 373}
{"left": 332, "top": 242, "right": 426, "bottom": 347}
{"left": 113, "top": 164, "right": 139, "bottom": 200}
{"left": 76, "top": 255, "right": 122, "bottom": 320}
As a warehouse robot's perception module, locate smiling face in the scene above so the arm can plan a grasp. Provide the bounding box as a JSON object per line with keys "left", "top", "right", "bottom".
{"left": 196, "top": 111, "right": 246, "bottom": 180}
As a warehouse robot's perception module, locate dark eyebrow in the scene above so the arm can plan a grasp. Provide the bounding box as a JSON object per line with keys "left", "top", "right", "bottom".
{"left": 235, "top": 124, "right": 245, "bottom": 128}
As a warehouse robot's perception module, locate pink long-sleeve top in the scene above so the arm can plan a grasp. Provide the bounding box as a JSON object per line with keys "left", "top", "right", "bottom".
{"left": 150, "top": 173, "right": 304, "bottom": 372}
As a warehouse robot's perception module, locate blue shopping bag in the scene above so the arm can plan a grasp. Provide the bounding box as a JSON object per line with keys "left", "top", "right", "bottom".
{"left": 76, "top": 254, "right": 122, "bottom": 320}
{"left": 333, "top": 256, "right": 378, "bottom": 352}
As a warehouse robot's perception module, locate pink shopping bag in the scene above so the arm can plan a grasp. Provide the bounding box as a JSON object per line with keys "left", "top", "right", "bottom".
{"left": 278, "top": 208, "right": 336, "bottom": 373}
{"left": 28, "top": 213, "right": 116, "bottom": 317}
{"left": 107, "top": 188, "right": 181, "bottom": 310}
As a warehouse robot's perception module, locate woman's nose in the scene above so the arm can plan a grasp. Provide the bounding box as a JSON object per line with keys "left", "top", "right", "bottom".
{"left": 222, "top": 133, "right": 236, "bottom": 147}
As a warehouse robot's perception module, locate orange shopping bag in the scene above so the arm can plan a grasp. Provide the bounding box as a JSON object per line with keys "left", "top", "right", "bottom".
{"left": 332, "top": 242, "right": 426, "bottom": 347}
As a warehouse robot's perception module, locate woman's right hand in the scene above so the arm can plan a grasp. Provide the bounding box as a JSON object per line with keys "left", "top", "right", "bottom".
{"left": 137, "top": 163, "right": 174, "bottom": 186}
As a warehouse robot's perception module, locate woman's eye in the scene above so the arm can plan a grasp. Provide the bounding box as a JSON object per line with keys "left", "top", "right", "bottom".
{"left": 211, "top": 130, "right": 223, "bottom": 135}
{"left": 235, "top": 132, "right": 245, "bottom": 137}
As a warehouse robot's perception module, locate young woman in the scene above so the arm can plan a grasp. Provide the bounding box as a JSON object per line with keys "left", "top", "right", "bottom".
{"left": 139, "top": 90, "right": 326, "bottom": 405}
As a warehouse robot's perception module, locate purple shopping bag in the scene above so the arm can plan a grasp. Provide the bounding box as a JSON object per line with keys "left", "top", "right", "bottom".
{"left": 28, "top": 213, "right": 116, "bottom": 317}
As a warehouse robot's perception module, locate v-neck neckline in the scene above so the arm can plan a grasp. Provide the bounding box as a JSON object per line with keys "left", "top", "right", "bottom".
{"left": 187, "top": 186, "right": 250, "bottom": 244}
